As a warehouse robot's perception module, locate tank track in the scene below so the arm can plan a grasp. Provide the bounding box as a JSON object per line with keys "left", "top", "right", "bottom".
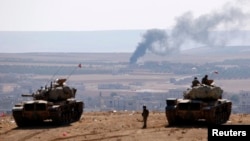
{"left": 51, "top": 101, "right": 84, "bottom": 125}
{"left": 205, "top": 102, "right": 232, "bottom": 125}
{"left": 165, "top": 99, "right": 232, "bottom": 126}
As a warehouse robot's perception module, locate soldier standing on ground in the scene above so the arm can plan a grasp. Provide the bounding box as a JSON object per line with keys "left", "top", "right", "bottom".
{"left": 142, "top": 105, "right": 149, "bottom": 129}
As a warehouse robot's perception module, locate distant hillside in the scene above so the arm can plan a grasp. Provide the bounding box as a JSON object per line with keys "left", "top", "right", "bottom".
{"left": 181, "top": 45, "right": 250, "bottom": 56}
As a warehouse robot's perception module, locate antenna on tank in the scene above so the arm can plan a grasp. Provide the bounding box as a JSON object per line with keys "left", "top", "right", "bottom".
{"left": 66, "top": 63, "right": 82, "bottom": 80}
{"left": 51, "top": 66, "right": 63, "bottom": 80}
{"left": 45, "top": 66, "right": 63, "bottom": 87}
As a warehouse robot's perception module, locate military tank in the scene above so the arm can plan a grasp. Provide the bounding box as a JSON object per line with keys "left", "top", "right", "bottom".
{"left": 165, "top": 84, "right": 232, "bottom": 126}
{"left": 12, "top": 78, "right": 84, "bottom": 127}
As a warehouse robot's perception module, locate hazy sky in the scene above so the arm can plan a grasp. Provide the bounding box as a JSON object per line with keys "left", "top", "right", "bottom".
{"left": 0, "top": 0, "right": 249, "bottom": 53}
{"left": 1, "top": 0, "right": 248, "bottom": 31}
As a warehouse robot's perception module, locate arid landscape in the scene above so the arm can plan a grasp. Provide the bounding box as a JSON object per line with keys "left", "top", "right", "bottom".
{"left": 0, "top": 112, "right": 250, "bottom": 141}
{"left": 1, "top": 0, "right": 250, "bottom": 140}
{"left": 1, "top": 50, "right": 250, "bottom": 141}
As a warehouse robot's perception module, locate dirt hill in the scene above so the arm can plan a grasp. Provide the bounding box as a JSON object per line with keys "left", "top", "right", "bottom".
{"left": 0, "top": 112, "right": 249, "bottom": 141}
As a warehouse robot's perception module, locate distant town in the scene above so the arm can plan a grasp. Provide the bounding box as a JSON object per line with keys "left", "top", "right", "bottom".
{"left": 1, "top": 51, "right": 250, "bottom": 114}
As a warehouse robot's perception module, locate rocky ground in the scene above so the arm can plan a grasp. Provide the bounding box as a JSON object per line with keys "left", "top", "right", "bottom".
{"left": 0, "top": 112, "right": 250, "bottom": 141}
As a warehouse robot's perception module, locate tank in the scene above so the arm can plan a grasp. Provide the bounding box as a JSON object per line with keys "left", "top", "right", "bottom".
{"left": 12, "top": 78, "right": 84, "bottom": 127}
{"left": 165, "top": 85, "right": 232, "bottom": 126}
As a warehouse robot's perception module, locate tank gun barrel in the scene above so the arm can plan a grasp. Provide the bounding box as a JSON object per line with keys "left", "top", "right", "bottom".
{"left": 21, "top": 94, "right": 34, "bottom": 97}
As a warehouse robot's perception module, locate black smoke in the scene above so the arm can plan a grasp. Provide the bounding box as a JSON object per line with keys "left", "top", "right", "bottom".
{"left": 130, "top": 6, "right": 250, "bottom": 64}
{"left": 129, "top": 29, "right": 169, "bottom": 64}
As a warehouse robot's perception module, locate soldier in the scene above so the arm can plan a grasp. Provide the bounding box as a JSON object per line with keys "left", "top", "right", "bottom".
{"left": 201, "top": 75, "right": 208, "bottom": 85}
{"left": 202, "top": 75, "right": 214, "bottom": 86}
{"left": 191, "top": 77, "right": 201, "bottom": 87}
{"left": 142, "top": 105, "right": 149, "bottom": 129}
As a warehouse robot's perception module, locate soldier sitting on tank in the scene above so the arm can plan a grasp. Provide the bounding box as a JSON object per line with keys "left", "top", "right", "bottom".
{"left": 191, "top": 77, "right": 201, "bottom": 87}
{"left": 201, "top": 75, "right": 214, "bottom": 86}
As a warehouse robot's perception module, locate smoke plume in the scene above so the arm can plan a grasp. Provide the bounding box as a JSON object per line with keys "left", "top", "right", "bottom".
{"left": 130, "top": 5, "right": 250, "bottom": 64}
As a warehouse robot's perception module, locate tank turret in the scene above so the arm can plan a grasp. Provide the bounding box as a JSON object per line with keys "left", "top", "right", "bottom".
{"left": 22, "top": 78, "right": 77, "bottom": 101}
{"left": 183, "top": 85, "right": 223, "bottom": 100}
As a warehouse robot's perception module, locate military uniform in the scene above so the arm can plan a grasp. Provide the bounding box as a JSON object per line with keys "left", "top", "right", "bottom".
{"left": 192, "top": 77, "right": 200, "bottom": 87}
{"left": 142, "top": 106, "right": 149, "bottom": 129}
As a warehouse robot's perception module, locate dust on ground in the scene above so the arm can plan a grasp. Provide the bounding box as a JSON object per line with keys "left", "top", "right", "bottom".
{"left": 0, "top": 112, "right": 250, "bottom": 141}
